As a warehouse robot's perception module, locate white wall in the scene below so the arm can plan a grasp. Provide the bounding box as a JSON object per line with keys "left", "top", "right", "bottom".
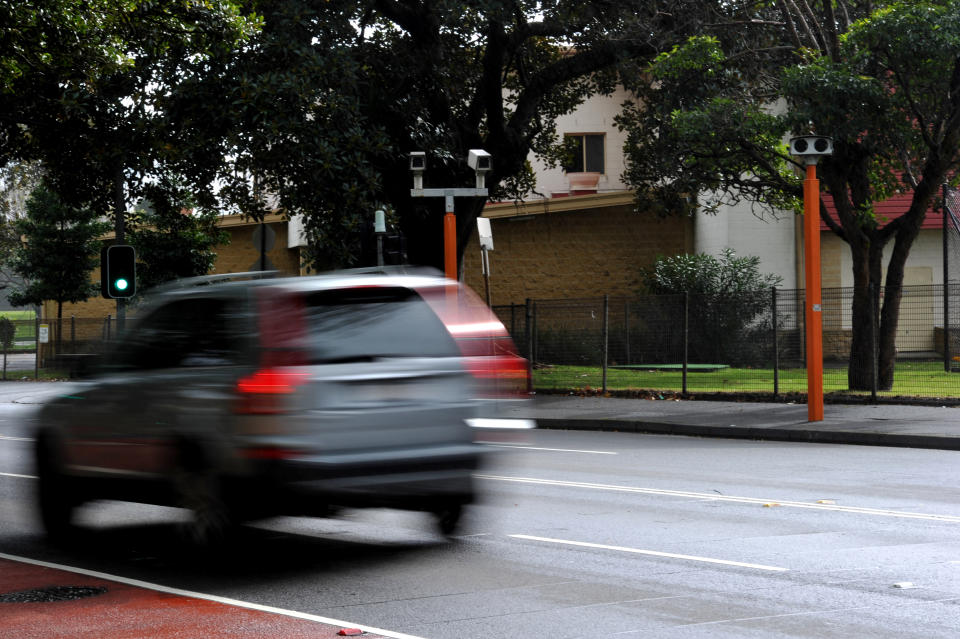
{"left": 527, "top": 85, "right": 636, "bottom": 197}
{"left": 694, "top": 198, "right": 799, "bottom": 290}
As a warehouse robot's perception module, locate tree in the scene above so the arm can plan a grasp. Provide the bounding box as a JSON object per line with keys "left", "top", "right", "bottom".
{"left": 127, "top": 182, "right": 230, "bottom": 294}
{"left": 7, "top": 185, "right": 109, "bottom": 350}
{"left": 617, "top": 1, "right": 960, "bottom": 390}
{"left": 167, "top": 0, "right": 739, "bottom": 273}
{"left": 0, "top": 1, "right": 259, "bottom": 238}
{"left": 641, "top": 249, "right": 782, "bottom": 365}
{"left": 0, "top": 162, "right": 44, "bottom": 293}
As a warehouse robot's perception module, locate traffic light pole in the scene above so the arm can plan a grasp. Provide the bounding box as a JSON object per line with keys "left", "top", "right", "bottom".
{"left": 114, "top": 174, "right": 126, "bottom": 334}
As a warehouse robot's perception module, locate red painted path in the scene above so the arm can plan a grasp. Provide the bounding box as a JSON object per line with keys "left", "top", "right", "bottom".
{"left": 0, "top": 557, "right": 395, "bottom": 639}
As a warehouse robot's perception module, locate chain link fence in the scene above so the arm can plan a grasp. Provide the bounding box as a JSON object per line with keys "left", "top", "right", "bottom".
{"left": 494, "top": 284, "right": 960, "bottom": 401}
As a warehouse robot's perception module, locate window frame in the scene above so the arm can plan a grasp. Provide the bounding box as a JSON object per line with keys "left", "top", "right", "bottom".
{"left": 563, "top": 133, "right": 606, "bottom": 174}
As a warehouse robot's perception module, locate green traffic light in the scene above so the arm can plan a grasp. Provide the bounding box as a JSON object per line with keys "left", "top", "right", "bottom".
{"left": 115, "top": 278, "right": 128, "bottom": 291}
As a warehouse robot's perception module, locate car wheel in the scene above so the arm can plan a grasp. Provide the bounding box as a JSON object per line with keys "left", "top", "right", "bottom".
{"left": 35, "top": 432, "right": 80, "bottom": 541}
{"left": 172, "top": 451, "right": 235, "bottom": 547}
{"left": 435, "top": 503, "right": 463, "bottom": 536}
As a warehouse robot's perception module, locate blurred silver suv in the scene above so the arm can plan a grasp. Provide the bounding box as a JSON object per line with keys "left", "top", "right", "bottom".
{"left": 34, "top": 269, "right": 532, "bottom": 542}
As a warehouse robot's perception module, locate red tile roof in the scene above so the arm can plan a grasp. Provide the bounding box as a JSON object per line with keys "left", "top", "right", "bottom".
{"left": 820, "top": 191, "right": 943, "bottom": 231}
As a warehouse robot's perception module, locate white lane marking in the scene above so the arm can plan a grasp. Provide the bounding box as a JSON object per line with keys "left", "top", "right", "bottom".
{"left": 480, "top": 475, "right": 960, "bottom": 523}
{"left": 0, "top": 552, "right": 428, "bottom": 639}
{"left": 0, "top": 435, "right": 32, "bottom": 441}
{"left": 0, "top": 471, "right": 35, "bottom": 479}
{"left": 510, "top": 534, "right": 788, "bottom": 572}
{"left": 486, "top": 445, "right": 617, "bottom": 455}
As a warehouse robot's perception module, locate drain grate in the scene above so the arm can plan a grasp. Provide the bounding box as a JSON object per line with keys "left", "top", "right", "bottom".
{"left": 0, "top": 586, "right": 108, "bottom": 603}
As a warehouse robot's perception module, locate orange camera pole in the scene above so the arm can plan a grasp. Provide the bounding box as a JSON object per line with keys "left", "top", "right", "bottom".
{"left": 444, "top": 206, "right": 457, "bottom": 281}
{"left": 803, "top": 163, "right": 824, "bottom": 421}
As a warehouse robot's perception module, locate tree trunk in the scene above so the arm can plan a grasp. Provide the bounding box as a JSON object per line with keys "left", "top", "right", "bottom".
{"left": 846, "top": 219, "right": 922, "bottom": 391}
{"left": 877, "top": 219, "right": 924, "bottom": 388}
{"left": 847, "top": 234, "right": 883, "bottom": 390}
{"left": 55, "top": 301, "right": 63, "bottom": 356}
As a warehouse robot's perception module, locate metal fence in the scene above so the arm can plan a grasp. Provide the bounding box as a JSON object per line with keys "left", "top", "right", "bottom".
{"left": 24, "top": 286, "right": 960, "bottom": 401}
{"left": 494, "top": 284, "right": 960, "bottom": 401}
{"left": 24, "top": 316, "right": 120, "bottom": 378}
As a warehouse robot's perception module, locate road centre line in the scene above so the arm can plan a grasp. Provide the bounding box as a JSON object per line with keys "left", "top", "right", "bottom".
{"left": 0, "top": 435, "right": 32, "bottom": 441}
{"left": 510, "top": 535, "right": 788, "bottom": 572}
{"left": 0, "top": 552, "right": 428, "bottom": 639}
{"left": 480, "top": 475, "right": 960, "bottom": 523}
{"left": 486, "top": 445, "right": 617, "bottom": 455}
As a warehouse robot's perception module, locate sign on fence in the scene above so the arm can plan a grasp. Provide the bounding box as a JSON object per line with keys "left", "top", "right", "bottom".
{"left": 38, "top": 324, "right": 49, "bottom": 344}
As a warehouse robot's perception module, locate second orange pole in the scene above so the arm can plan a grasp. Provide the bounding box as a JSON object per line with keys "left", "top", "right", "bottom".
{"left": 803, "top": 163, "right": 824, "bottom": 421}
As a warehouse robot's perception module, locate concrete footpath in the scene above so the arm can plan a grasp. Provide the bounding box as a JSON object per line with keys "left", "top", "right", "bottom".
{"left": 4, "top": 381, "right": 960, "bottom": 451}
{"left": 505, "top": 394, "right": 960, "bottom": 451}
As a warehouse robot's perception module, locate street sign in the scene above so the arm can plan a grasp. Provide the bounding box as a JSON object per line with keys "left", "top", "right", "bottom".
{"left": 477, "top": 217, "right": 494, "bottom": 250}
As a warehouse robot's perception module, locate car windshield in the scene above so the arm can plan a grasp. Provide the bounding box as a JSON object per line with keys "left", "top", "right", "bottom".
{"left": 301, "top": 287, "right": 459, "bottom": 362}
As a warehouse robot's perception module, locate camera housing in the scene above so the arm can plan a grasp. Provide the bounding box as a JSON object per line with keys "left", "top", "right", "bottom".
{"left": 409, "top": 152, "right": 426, "bottom": 190}
{"left": 790, "top": 136, "right": 833, "bottom": 158}
{"left": 467, "top": 149, "right": 492, "bottom": 172}
{"left": 409, "top": 152, "right": 426, "bottom": 172}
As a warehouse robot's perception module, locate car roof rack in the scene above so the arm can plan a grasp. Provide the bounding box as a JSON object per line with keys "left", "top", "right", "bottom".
{"left": 324, "top": 265, "right": 444, "bottom": 278}
{"left": 146, "top": 270, "right": 281, "bottom": 293}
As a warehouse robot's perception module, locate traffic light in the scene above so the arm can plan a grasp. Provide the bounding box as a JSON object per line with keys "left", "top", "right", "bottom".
{"left": 101, "top": 245, "right": 136, "bottom": 299}
{"left": 383, "top": 233, "right": 408, "bottom": 265}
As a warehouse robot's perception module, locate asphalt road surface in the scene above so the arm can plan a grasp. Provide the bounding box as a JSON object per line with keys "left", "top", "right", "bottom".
{"left": 2, "top": 401, "right": 960, "bottom": 638}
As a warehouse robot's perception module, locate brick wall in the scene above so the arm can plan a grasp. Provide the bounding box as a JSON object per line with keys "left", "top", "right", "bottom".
{"left": 462, "top": 201, "right": 693, "bottom": 306}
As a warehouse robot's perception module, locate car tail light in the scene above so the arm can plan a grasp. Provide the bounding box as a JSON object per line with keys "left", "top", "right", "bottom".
{"left": 235, "top": 367, "right": 309, "bottom": 414}
{"left": 420, "top": 284, "right": 532, "bottom": 399}
{"left": 463, "top": 353, "right": 532, "bottom": 399}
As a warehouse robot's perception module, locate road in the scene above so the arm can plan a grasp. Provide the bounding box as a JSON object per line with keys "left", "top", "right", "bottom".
{"left": 2, "top": 400, "right": 960, "bottom": 638}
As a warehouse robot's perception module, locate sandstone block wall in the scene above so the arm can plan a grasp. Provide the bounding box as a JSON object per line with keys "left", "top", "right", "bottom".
{"left": 462, "top": 203, "right": 692, "bottom": 306}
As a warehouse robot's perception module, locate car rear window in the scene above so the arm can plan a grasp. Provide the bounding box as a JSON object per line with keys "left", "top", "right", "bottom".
{"left": 301, "top": 287, "right": 459, "bottom": 362}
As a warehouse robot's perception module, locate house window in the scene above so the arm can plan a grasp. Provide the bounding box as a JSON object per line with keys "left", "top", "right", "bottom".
{"left": 564, "top": 134, "right": 605, "bottom": 174}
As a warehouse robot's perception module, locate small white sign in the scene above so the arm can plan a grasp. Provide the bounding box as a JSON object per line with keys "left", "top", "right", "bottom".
{"left": 38, "top": 324, "right": 49, "bottom": 344}
{"left": 477, "top": 218, "right": 494, "bottom": 250}
{"left": 812, "top": 304, "right": 822, "bottom": 312}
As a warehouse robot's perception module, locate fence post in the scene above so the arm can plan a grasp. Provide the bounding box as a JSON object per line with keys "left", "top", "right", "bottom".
{"left": 34, "top": 315, "right": 39, "bottom": 380}
{"left": 624, "top": 300, "right": 631, "bottom": 365}
{"left": 532, "top": 302, "right": 538, "bottom": 367}
{"left": 682, "top": 292, "right": 689, "bottom": 395}
{"left": 524, "top": 299, "right": 533, "bottom": 365}
{"left": 602, "top": 295, "right": 609, "bottom": 393}
{"left": 945, "top": 184, "right": 951, "bottom": 372}
{"left": 800, "top": 289, "right": 807, "bottom": 368}
{"left": 510, "top": 303, "right": 516, "bottom": 339}
{"left": 870, "top": 283, "right": 879, "bottom": 402}
{"left": 70, "top": 315, "right": 76, "bottom": 351}
{"left": 772, "top": 287, "right": 779, "bottom": 398}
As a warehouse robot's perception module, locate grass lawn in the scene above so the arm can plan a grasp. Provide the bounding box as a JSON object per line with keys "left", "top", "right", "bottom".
{"left": 533, "top": 360, "right": 960, "bottom": 399}
{"left": 0, "top": 311, "right": 36, "bottom": 321}
{"left": 0, "top": 311, "right": 35, "bottom": 350}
